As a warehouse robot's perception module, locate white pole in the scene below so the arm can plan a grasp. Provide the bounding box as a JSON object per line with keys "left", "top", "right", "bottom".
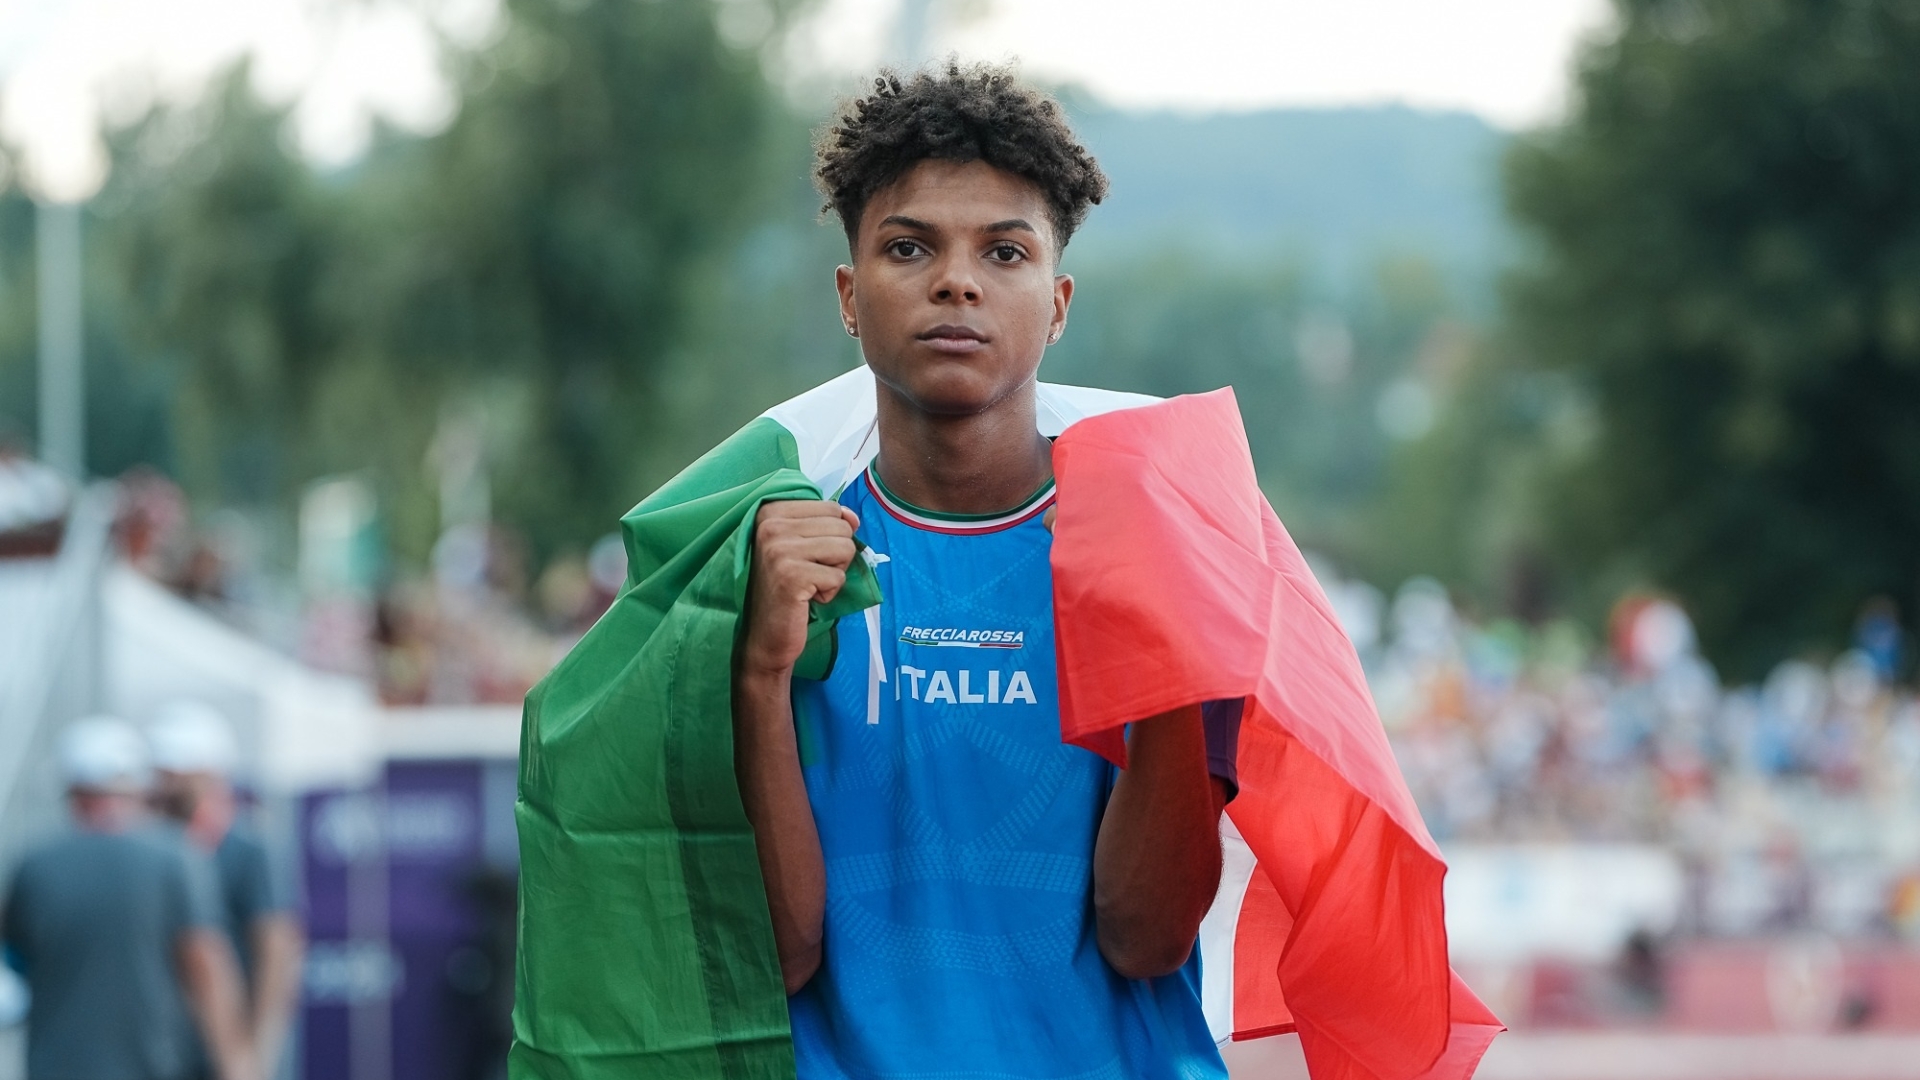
{"left": 36, "top": 201, "right": 84, "bottom": 480}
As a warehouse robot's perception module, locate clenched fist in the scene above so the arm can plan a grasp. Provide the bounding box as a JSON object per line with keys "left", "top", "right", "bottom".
{"left": 738, "top": 499, "right": 861, "bottom": 678}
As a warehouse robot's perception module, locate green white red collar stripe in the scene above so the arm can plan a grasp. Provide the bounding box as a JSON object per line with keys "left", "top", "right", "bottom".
{"left": 863, "top": 465, "right": 1055, "bottom": 534}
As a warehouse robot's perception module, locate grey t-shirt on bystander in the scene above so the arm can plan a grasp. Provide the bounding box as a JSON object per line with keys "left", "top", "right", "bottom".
{"left": 2, "top": 825, "right": 223, "bottom": 1080}
{"left": 212, "top": 824, "right": 294, "bottom": 982}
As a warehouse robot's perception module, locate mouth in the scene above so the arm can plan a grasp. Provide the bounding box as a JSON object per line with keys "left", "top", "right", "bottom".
{"left": 916, "top": 324, "right": 990, "bottom": 353}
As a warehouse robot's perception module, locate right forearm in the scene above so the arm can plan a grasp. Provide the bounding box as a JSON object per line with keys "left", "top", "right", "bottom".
{"left": 732, "top": 664, "right": 827, "bottom": 993}
{"left": 250, "top": 917, "right": 305, "bottom": 1070}
{"left": 178, "top": 930, "right": 258, "bottom": 1080}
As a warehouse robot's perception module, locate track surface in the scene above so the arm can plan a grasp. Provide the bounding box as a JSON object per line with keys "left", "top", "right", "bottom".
{"left": 1222, "top": 1032, "right": 1920, "bottom": 1080}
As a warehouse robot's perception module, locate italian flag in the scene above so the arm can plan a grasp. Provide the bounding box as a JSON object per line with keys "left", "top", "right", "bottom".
{"left": 511, "top": 368, "right": 1500, "bottom": 1080}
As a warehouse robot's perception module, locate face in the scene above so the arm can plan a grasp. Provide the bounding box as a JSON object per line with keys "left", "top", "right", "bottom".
{"left": 152, "top": 770, "right": 201, "bottom": 821}
{"left": 836, "top": 159, "right": 1073, "bottom": 417}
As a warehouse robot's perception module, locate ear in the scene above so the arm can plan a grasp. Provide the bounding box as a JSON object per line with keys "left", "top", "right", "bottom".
{"left": 1049, "top": 273, "right": 1075, "bottom": 344}
{"left": 835, "top": 264, "right": 857, "bottom": 336}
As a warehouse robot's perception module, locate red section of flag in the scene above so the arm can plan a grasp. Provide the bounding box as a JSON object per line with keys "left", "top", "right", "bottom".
{"left": 1231, "top": 863, "right": 1295, "bottom": 1040}
{"left": 1050, "top": 389, "right": 1503, "bottom": 1079}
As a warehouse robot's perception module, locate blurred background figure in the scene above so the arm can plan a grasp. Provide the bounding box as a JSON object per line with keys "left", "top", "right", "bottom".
{"left": 2, "top": 718, "right": 256, "bottom": 1080}
{"left": 149, "top": 702, "right": 305, "bottom": 1080}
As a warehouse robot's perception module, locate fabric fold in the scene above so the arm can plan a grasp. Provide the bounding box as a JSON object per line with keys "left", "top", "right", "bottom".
{"left": 512, "top": 417, "right": 879, "bottom": 1080}
{"left": 1050, "top": 388, "right": 1503, "bottom": 1079}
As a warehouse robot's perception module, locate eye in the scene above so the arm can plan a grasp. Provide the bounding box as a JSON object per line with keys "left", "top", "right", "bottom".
{"left": 987, "top": 243, "right": 1025, "bottom": 263}
{"left": 886, "top": 238, "right": 926, "bottom": 258}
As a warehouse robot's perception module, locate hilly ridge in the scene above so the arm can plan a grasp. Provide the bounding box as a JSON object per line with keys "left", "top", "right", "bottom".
{"left": 1060, "top": 102, "right": 1513, "bottom": 288}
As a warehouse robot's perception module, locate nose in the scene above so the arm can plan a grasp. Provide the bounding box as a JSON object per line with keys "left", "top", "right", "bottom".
{"left": 929, "top": 250, "right": 981, "bottom": 305}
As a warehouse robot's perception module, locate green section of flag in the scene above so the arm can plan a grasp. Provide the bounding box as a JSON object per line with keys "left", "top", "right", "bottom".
{"left": 510, "top": 415, "right": 880, "bottom": 1080}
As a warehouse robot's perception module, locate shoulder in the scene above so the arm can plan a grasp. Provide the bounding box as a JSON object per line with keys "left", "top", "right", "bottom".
{"left": 128, "top": 825, "right": 213, "bottom": 879}
{"left": 217, "top": 826, "right": 272, "bottom": 873}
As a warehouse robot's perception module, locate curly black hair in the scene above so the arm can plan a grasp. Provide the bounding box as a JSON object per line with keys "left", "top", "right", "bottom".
{"left": 813, "top": 61, "right": 1109, "bottom": 254}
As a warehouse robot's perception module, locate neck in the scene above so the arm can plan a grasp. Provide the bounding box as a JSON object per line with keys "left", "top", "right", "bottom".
{"left": 187, "top": 782, "right": 236, "bottom": 850}
{"left": 871, "top": 381, "right": 1052, "bottom": 515}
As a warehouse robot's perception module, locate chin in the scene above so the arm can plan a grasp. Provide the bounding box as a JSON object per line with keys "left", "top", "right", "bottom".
{"left": 884, "top": 366, "right": 1025, "bottom": 417}
{"left": 871, "top": 351, "right": 1039, "bottom": 417}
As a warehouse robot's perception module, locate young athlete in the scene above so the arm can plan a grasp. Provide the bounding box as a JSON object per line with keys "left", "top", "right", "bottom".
{"left": 731, "top": 64, "right": 1240, "bottom": 1079}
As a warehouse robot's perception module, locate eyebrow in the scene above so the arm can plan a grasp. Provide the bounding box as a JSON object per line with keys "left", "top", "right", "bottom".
{"left": 877, "top": 214, "right": 937, "bottom": 233}
{"left": 875, "top": 214, "right": 1040, "bottom": 238}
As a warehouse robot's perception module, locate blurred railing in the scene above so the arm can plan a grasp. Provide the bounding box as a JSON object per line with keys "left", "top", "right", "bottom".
{"left": 0, "top": 484, "right": 115, "bottom": 867}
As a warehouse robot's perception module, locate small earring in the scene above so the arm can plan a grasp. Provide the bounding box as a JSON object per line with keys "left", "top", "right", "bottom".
{"left": 845, "top": 323, "right": 858, "bottom": 338}
{"left": 1047, "top": 329, "right": 1060, "bottom": 344}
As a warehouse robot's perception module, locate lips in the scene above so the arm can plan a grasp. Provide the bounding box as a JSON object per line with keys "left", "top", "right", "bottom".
{"left": 917, "top": 324, "right": 988, "bottom": 343}
{"left": 916, "top": 324, "right": 990, "bottom": 354}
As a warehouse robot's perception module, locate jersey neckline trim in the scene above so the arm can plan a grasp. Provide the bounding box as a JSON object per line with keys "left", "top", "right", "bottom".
{"left": 864, "top": 466, "right": 1055, "bottom": 535}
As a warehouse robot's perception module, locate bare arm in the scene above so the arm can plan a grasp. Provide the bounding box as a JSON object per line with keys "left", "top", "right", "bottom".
{"left": 248, "top": 914, "right": 305, "bottom": 1072}
{"left": 177, "top": 928, "right": 260, "bottom": 1080}
{"left": 733, "top": 499, "right": 859, "bottom": 995}
{"left": 1093, "top": 704, "right": 1229, "bottom": 980}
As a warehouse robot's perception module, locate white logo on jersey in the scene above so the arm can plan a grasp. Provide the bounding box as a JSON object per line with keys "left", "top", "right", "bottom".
{"left": 899, "top": 626, "right": 1024, "bottom": 649}
{"left": 896, "top": 666, "right": 1037, "bottom": 705}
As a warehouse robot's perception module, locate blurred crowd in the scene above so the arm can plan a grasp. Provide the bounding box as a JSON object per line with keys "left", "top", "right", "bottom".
{"left": 109, "top": 468, "right": 620, "bottom": 708}
{"left": 26, "top": 457, "right": 1920, "bottom": 951}
{"left": 1331, "top": 572, "right": 1920, "bottom": 943}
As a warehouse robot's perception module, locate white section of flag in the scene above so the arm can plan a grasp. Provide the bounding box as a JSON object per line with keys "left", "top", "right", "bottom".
{"left": 1201, "top": 815, "right": 1259, "bottom": 1044}
{"left": 760, "top": 366, "right": 1159, "bottom": 494}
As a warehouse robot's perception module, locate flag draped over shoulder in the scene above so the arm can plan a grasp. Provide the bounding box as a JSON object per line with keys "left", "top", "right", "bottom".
{"left": 511, "top": 368, "right": 1498, "bottom": 1080}
{"left": 510, "top": 370, "right": 1153, "bottom": 1080}
{"left": 1051, "top": 388, "right": 1504, "bottom": 1079}
{"left": 509, "top": 418, "right": 876, "bottom": 1080}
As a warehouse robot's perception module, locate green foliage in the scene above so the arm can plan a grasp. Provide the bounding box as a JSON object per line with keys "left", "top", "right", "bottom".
{"left": 1065, "top": 102, "right": 1508, "bottom": 295}
{"left": 62, "top": 0, "right": 798, "bottom": 562}
{"left": 95, "top": 73, "right": 335, "bottom": 503}
{"left": 0, "top": 6, "right": 1482, "bottom": 597}
{"left": 1505, "top": 0, "right": 1920, "bottom": 677}
{"left": 354, "top": 0, "right": 790, "bottom": 554}
{"left": 1046, "top": 253, "right": 1469, "bottom": 562}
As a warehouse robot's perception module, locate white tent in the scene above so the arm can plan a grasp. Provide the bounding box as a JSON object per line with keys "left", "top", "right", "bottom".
{"left": 105, "top": 566, "right": 386, "bottom": 794}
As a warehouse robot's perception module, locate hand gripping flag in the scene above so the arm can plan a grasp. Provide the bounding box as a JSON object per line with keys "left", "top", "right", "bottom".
{"left": 1051, "top": 387, "right": 1503, "bottom": 1078}
{"left": 511, "top": 368, "right": 1498, "bottom": 1080}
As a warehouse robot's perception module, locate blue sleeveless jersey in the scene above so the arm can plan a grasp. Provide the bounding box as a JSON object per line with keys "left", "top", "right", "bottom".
{"left": 787, "top": 467, "right": 1228, "bottom": 1080}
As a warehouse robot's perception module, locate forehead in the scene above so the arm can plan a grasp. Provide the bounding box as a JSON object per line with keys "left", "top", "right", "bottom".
{"left": 861, "top": 159, "right": 1054, "bottom": 243}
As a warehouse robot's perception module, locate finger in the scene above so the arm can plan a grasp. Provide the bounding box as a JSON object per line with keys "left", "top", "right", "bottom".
{"left": 787, "top": 563, "right": 847, "bottom": 603}
{"left": 762, "top": 515, "right": 856, "bottom": 541}
{"left": 1042, "top": 506, "right": 1056, "bottom": 534}
{"left": 758, "top": 499, "right": 846, "bottom": 522}
{"left": 838, "top": 505, "right": 860, "bottom": 531}
{"left": 767, "top": 536, "right": 859, "bottom": 571}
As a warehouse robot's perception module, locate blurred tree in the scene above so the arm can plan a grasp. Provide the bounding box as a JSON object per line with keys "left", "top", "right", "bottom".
{"left": 84, "top": 0, "right": 801, "bottom": 562}
{"left": 22, "top": 1, "right": 1489, "bottom": 596}
{"left": 341, "top": 0, "right": 795, "bottom": 556}
{"left": 1506, "top": 0, "right": 1920, "bottom": 677}
{"left": 95, "top": 71, "right": 334, "bottom": 505}
{"left": 1045, "top": 253, "right": 1467, "bottom": 562}
{"left": 0, "top": 173, "right": 41, "bottom": 450}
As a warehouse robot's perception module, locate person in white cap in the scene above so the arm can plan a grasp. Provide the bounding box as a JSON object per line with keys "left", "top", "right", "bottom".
{"left": 148, "top": 701, "right": 304, "bottom": 1080}
{"left": 2, "top": 716, "right": 258, "bottom": 1080}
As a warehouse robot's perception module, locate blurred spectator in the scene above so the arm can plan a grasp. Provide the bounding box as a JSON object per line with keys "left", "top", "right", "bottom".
{"left": 117, "top": 467, "right": 193, "bottom": 580}
{"left": 0, "top": 447, "right": 69, "bottom": 557}
{"left": 150, "top": 701, "right": 306, "bottom": 1079}
{"left": 1614, "top": 929, "right": 1667, "bottom": 1017}
{"left": 1335, "top": 565, "right": 1920, "bottom": 943}
{"left": 367, "top": 524, "right": 574, "bottom": 706}
{"left": 1856, "top": 597, "right": 1906, "bottom": 685}
{"left": 2, "top": 718, "right": 256, "bottom": 1080}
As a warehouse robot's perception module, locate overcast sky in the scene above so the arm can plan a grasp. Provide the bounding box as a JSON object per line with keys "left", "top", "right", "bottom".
{"left": 0, "top": 0, "right": 1612, "bottom": 200}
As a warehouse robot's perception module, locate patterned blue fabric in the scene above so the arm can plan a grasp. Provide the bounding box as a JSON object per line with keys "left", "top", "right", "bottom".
{"left": 786, "top": 469, "right": 1227, "bottom": 1080}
